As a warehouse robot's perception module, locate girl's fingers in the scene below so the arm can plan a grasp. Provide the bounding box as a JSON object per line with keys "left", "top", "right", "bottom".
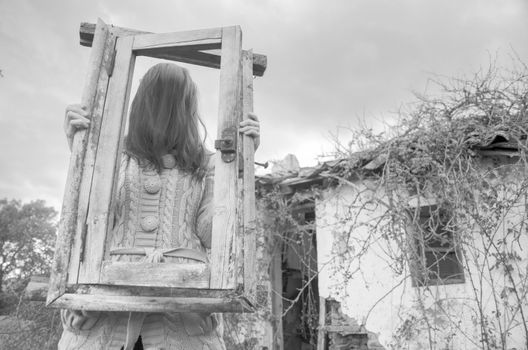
{"left": 239, "top": 120, "right": 259, "bottom": 128}
{"left": 82, "top": 310, "right": 100, "bottom": 318}
{"left": 64, "top": 104, "right": 90, "bottom": 134}
{"left": 66, "top": 112, "right": 90, "bottom": 124}
{"left": 69, "top": 119, "right": 90, "bottom": 129}
{"left": 64, "top": 103, "right": 89, "bottom": 150}
{"left": 238, "top": 124, "right": 260, "bottom": 131}
{"left": 239, "top": 130, "right": 259, "bottom": 137}
{"left": 245, "top": 131, "right": 260, "bottom": 138}
{"left": 239, "top": 126, "right": 260, "bottom": 136}
{"left": 247, "top": 112, "right": 259, "bottom": 121}
{"left": 240, "top": 113, "right": 259, "bottom": 134}
{"left": 239, "top": 113, "right": 260, "bottom": 150}
{"left": 66, "top": 104, "right": 89, "bottom": 117}
{"left": 71, "top": 310, "right": 83, "bottom": 317}
{"left": 239, "top": 124, "right": 258, "bottom": 131}
{"left": 239, "top": 123, "right": 259, "bottom": 137}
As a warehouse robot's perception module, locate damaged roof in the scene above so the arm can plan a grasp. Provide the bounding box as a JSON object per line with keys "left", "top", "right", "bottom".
{"left": 256, "top": 131, "right": 524, "bottom": 193}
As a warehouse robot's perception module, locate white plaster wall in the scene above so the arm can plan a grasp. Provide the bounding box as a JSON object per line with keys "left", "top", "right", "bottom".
{"left": 316, "top": 177, "right": 528, "bottom": 349}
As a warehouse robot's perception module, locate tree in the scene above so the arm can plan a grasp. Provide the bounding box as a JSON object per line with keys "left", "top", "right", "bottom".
{"left": 0, "top": 199, "right": 60, "bottom": 350}
{"left": 0, "top": 199, "right": 57, "bottom": 293}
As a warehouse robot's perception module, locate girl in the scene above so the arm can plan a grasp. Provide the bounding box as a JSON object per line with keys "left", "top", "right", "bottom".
{"left": 60, "top": 63, "right": 260, "bottom": 350}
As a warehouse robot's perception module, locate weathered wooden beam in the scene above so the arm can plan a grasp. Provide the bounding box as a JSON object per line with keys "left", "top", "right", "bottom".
{"left": 100, "top": 261, "right": 210, "bottom": 288}
{"left": 80, "top": 22, "right": 268, "bottom": 77}
{"left": 68, "top": 25, "right": 117, "bottom": 285}
{"left": 29, "top": 275, "right": 253, "bottom": 312}
{"left": 29, "top": 275, "right": 250, "bottom": 301}
{"left": 210, "top": 26, "right": 243, "bottom": 289}
{"left": 78, "top": 35, "right": 136, "bottom": 284}
{"left": 132, "top": 28, "right": 222, "bottom": 52}
{"left": 242, "top": 50, "right": 257, "bottom": 300}
{"left": 48, "top": 19, "right": 111, "bottom": 305}
{"left": 52, "top": 293, "right": 250, "bottom": 313}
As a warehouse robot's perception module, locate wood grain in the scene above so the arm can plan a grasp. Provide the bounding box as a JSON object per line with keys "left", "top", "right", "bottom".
{"left": 79, "top": 22, "right": 268, "bottom": 76}
{"left": 133, "top": 28, "right": 222, "bottom": 52}
{"left": 29, "top": 275, "right": 245, "bottom": 301}
{"left": 242, "top": 50, "right": 257, "bottom": 301}
{"left": 78, "top": 36, "right": 136, "bottom": 283}
{"left": 67, "top": 29, "right": 117, "bottom": 284}
{"left": 210, "top": 26, "right": 242, "bottom": 289}
{"left": 100, "top": 261, "right": 210, "bottom": 288}
{"left": 47, "top": 19, "right": 109, "bottom": 305}
{"left": 317, "top": 297, "right": 327, "bottom": 350}
{"left": 51, "top": 293, "right": 251, "bottom": 313}
{"left": 72, "top": 284, "right": 237, "bottom": 299}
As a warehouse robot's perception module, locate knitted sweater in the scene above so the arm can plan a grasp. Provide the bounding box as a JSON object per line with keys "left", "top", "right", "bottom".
{"left": 59, "top": 154, "right": 225, "bottom": 350}
{"left": 109, "top": 153, "right": 212, "bottom": 261}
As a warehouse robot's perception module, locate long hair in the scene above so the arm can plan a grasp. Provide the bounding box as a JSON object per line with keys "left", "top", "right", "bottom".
{"left": 126, "top": 63, "right": 208, "bottom": 177}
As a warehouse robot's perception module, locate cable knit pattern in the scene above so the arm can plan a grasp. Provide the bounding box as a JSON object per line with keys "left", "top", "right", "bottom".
{"left": 59, "top": 153, "right": 224, "bottom": 350}
{"left": 107, "top": 154, "right": 211, "bottom": 262}
{"left": 196, "top": 164, "right": 215, "bottom": 248}
{"left": 159, "top": 167, "right": 176, "bottom": 249}
{"left": 177, "top": 177, "right": 201, "bottom": 250}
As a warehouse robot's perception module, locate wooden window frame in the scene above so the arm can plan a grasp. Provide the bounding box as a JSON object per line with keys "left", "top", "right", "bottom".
{"left": 46, "top": 19, "right": 264, "bottom": 313}
{"left": 409, "top": 204, "right": 465, "bottom": 287}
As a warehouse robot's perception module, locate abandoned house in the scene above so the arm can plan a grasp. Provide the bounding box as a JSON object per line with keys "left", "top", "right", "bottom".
{"left": 224, "top": 119, "right": 528, "bottom": 350}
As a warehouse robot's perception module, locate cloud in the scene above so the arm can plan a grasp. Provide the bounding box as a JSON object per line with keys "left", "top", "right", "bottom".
{"left": 0, "top": 0, "right": 527, "bottom": 208}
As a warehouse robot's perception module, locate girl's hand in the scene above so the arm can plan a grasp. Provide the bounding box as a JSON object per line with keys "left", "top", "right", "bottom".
{"left": 61, "top": 309, "right": 101, "bottom": 332}
{"left": 64, "top": 104, "right": 90, "bottom": 150}
{"left": 239, "top": 112, "right": 260, "bottom": 150}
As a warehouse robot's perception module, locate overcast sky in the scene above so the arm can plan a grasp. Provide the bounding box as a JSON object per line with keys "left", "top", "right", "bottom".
{"left": 1, "top": 0, "right": 527, "bottom": 209}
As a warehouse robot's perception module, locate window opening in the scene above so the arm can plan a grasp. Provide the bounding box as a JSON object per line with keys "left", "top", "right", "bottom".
{"left": 411, "top": 205, "right": 465, "bottom": 286}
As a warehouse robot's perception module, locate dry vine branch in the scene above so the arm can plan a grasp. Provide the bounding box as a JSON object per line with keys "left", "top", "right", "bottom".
{"left": 322, "top": 59, "right": 528, "bottom": 349}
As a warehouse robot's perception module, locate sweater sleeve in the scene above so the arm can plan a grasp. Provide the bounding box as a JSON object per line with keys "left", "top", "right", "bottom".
{"left": 196, "top": 156, "right": 215, "bottom": 249}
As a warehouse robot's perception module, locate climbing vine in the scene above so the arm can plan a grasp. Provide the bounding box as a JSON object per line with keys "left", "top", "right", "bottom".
{"left": 259, "top": 188, "right": 320, "bottom": 348}
{"left": 324, "top": 60, "right": 528, "bottom": 349}
{"left": 225, "top": 60, "right": 528, "bottom": 350}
